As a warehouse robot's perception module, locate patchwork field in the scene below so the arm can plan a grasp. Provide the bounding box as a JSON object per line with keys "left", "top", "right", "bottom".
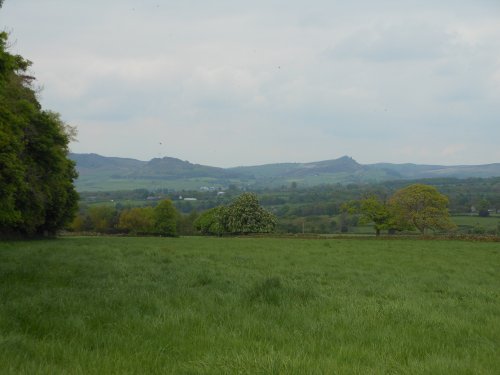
{"left": 0, "top": 237, "right": 499, "bottom": 374}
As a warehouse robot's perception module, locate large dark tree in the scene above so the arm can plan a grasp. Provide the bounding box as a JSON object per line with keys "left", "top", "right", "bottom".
{"left": 0, "top": 32, "right": 79, "bottom": 237}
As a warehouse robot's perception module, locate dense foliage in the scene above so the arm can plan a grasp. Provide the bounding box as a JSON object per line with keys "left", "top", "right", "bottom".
{"left": 0, "top": 32, "right": 78, "bottom": 237}
{"left": 194, "top": 206, "right": 227, "bottom": 236}
{"left": 357, "top": 196, "right": 393, "bottom": 236}
{"left": 72, "top": 179, "right": 498, "bottom": 236}
{"left": 194, "top": 193, "right": 277, "bottom": 235}
{"left": 72, "top": 199, "right": 181, "bottom": 236}
{"left": 389, "top": 184, "right": 456, "bottom": 234}
{"left": 153, "top": 199, "right": 180, "bottom": 236}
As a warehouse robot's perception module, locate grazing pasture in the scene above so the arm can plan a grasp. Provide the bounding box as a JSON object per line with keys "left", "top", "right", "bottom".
{"left": 0, "top": 237, "right": 499, "bottom": 374}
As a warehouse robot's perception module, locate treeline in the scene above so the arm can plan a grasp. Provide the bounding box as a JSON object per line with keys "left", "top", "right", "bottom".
{"left": 71, "top": 200, "right": 193, "bottom": 236}
{"left": 71, "top": 184, "right": 474, "bottom": 236}
{"left": 79, "top": 176, "right": 500, "bottom": 218}
{"left": 70, "top": 193, "right": 277, "bottom": 236}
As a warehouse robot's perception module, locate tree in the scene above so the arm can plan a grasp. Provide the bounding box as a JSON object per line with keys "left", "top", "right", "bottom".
{"left": 153, "top": 200, "right": 179, "bottom": 236}
{"left": 118, "top": 207, "right": 154, "bottom": 234}
{"left": 88, "top": 206, "right": 117, "bottom": 233}
{"left": 389, "top": 184, "right": 455, "bottom": 234}
{"left": 226, "top": 193, "right": 277, "bottom": 234}
{"left": 194, "top": 193, "right": 277, "bottom": 236}
{"left": 358, "top": 196, "right": 393, "bottom": 236}
{"left": 0, "top": 32, "right": 78, "bottom": 237}
{"left": 194, "top": 206, "right": 228, "bottom": 236}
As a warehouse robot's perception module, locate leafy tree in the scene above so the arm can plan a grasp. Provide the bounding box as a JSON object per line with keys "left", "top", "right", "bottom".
{"left": 0, "top": 32, "right": 78, "bottom": 237}
{"left": 88, "top": 206, "right": 117, "bottom": 233}
{"left": 226, "top": 193, "right": 277, "bottom": 234}
{"left": 358, "top": 196, "right": 393, "bottom": 236}
{"left": 194, "top": 193, "right": 277, "bottom": 235}
{"left": 153, "top": 199, "right": 179, "bottom": 236}
{"left": 194, "top": 206, "right": 228, "bottom": 236}
{"left": 389, "top": 184, "right": 455, "bottom": 234}
{"left": 118, "top": 207, "right": 154, "bottom": 234}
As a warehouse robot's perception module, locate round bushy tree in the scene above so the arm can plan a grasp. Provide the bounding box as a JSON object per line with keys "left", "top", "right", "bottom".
{"left": 226, "top": 193, "right": 277, "bottom": 234}
{"left": 389, "top": 184, "right": 455, "bottom": 234}
{"left": 194, "top": 193, "right": 277, "bottom": 236}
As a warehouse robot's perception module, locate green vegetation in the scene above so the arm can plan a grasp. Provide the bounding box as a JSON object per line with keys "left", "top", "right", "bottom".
{"left": 73, "top": 185, "right": 463, "bottom": 237}
{"left": 453, "top": 215, "right": 500, "bottom": 235}
{"left": 0, "top": 237, "right": 499, "bottom": 373}
{"left": 389, "top": 184, "right": 455, "bottom": 234}
{"left": 0, "top": 32, "right": 78, "bottom": 237}
{"left": 357, "top": 196, "right": 392, "bottom": 236}
{"left": 195, "top": 193, "right": 277, "bottom": 236}
{"left": 72, "top": 199, "right": 181, "bottom": 236}
{"left": 118, "top": 207, "right": 155, "bottom": 235}
{"left": 153, "top": 200, "right": 179, "bottom": 237}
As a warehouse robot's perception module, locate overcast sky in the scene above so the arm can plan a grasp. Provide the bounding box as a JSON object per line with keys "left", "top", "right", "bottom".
{"left": 2, "top": 1, "right": 500, "bottom": 167}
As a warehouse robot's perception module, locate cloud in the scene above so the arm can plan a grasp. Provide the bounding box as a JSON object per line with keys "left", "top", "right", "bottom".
{"left": 325, "top": 23, "right": 450, "bottom": 62}
{"left": 2, "top": 0, "right": 500, "bottom": 166}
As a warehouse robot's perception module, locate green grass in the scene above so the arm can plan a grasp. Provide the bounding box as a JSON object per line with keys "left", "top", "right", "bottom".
{"left": 1, "top": 237, "right": 499, "bottom": 374}
{"left": 452, "top": 215, "right": 500, "bottom": 233}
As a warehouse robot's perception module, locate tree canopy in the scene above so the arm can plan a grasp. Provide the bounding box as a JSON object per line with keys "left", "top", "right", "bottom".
{"left": 389, "top": 184, "right": 455, "bottom": 234}
{"left": 194, "top": 193, "right": 277, "bottom": 236}
{"left": 0, "top": 32, "right": 78, "bottom": 237}
{"left": 153, "top": 199, "right": 180, "bottom": 237}
{"left": 358, "top": 196, "right": 393, "bottom": 236}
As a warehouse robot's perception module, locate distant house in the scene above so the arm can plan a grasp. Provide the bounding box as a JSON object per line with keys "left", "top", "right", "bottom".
{"left": 184, "top": 197, "right": 197, "bottom": 201}
{"left": 217, "top": 191, "right": 225, "bottom": 196}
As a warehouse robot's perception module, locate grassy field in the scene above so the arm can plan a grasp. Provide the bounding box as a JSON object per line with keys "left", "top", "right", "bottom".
{"left": 1, "top": 237, "right": 499, "bottom": 374}
{"left": 452, "top": 214, "right": 500, "bottom": 233}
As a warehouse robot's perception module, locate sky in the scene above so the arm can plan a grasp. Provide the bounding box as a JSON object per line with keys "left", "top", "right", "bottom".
{"left": 2, "top": 0, "right": 500, "bottom": 167}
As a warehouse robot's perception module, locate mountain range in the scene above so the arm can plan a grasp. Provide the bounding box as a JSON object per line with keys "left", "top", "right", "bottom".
{"left": 70, "top": 153, "right": 500, "bottom": 192}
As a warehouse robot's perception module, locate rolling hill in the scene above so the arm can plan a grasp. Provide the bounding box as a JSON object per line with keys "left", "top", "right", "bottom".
{"left": 69, "top": 153, "right": 500, "bottom": 191}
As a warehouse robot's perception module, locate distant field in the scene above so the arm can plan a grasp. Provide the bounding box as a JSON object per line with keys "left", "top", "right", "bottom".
{"left": 1, "top": 237, "right": 499, "bottom": 374}
{"left": 75, "top": 176, "right": 242, "bottom": 192}
{"left": 452, "top": 215, "right": 500, "bottom": 232}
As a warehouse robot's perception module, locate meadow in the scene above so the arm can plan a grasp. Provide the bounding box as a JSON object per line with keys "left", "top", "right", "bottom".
{"left": 0, "top": 237, "right": 499, "bottom": 374}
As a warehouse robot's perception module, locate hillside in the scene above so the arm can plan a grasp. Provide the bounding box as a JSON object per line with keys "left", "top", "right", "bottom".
{"left": 69, "top": 153, "right": 500, "bottom": 191}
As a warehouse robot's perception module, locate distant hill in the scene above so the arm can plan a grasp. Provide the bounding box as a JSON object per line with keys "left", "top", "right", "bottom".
{"left": 129, "top": 157, "right": 242, "bottom": 180}
{"left": 366, "top": 162, "right": 500, "bottom": 179}
{"left": 69, "top": 153, "right": 500, "bottom": 191}
{"left": 71, "top": 153, "right": 146, "bottom": 174}
{"left": 230, "top": 156, "right": 363, "bottom": 178}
